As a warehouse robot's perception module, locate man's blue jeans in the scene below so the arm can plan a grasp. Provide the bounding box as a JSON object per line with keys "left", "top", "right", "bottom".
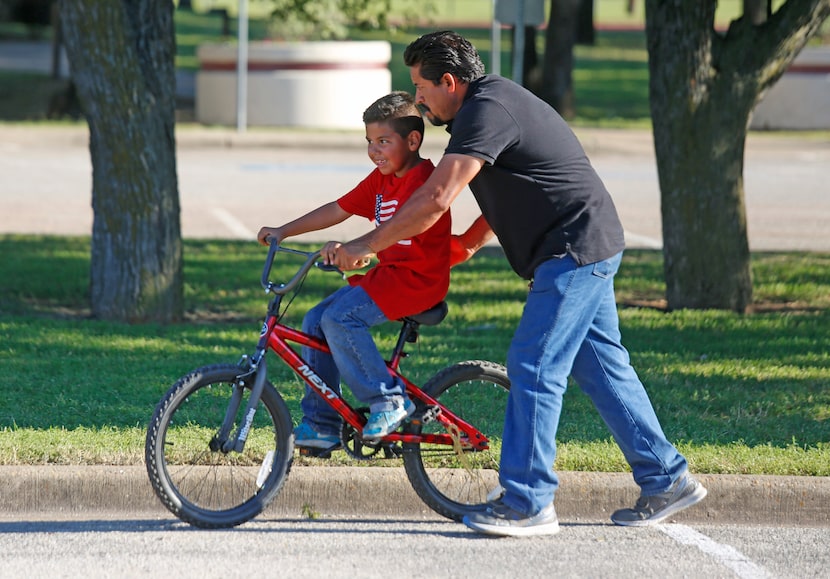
{"left": 499, "top": 252, "right": 688, "bottom": 515}
{"left": 299, "top": 285, "right": 404, "bottom": 436}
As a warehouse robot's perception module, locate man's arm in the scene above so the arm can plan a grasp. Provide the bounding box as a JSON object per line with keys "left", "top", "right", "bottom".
{"left": 331, "top": 154, "right": 485, "bottom": 270}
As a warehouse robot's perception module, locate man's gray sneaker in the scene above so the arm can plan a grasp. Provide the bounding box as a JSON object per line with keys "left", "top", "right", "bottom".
{"left": 463, "top": 500, "right": 560, "bottom": 537}
{"left": 611, "top": 472, "right": 707, "bottom": 526}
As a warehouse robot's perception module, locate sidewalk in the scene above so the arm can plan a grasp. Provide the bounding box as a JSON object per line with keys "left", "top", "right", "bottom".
{"left": 1, "top": 465, "right": 828, "bottom": 526}
{"left": 3, "top": 123, "right": 828, "bottom": 252}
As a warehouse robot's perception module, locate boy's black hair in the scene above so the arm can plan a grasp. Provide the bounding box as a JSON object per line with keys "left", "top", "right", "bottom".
{"left": 362, "top": 91, "right": 425, "bottom": 140}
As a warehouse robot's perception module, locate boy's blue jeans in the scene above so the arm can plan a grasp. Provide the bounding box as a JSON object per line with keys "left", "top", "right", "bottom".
{"left": 499, "top": 252, "right": 688, "bottom": 516}
{"left": 299, "top": 285, "right": 404, "bottom": 436}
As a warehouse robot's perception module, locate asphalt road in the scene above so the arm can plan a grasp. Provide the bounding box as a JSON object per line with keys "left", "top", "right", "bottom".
{"left": 1, "top": 514, "right": 828, "bottom": 578}
{"left": 1, "top": 125, "right": 828, "bottom": 252}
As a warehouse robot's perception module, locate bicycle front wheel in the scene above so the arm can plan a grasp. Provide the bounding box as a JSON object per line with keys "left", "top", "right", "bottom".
{"left": 402, "top": 360, "right": 510, "bottom": 521}
{"left": 145, "top": 364, "right": 294, "bottom": 528}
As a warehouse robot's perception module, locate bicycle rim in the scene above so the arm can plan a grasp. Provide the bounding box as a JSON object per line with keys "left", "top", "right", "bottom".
{"left": 145, "top": 364, "right": 294, "bottom": 528}
{"left": 402, "top": 360, "right": 509, "bottom": 521}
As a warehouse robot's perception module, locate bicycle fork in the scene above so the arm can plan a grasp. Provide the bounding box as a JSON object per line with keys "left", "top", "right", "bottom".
{"left": 209, "top": 348, "right": 269, "bottom": 455}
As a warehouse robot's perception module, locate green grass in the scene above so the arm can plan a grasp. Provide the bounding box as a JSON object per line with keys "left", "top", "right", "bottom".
{"left": 1, "top": 235, "right": 828, "bottom": 475}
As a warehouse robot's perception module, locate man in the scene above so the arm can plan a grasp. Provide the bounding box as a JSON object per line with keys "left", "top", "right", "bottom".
{"left": 329, "top": 30, "right": 706, "bottom": 537}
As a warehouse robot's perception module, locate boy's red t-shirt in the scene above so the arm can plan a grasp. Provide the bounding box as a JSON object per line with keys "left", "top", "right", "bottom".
{"left": 337, "top": 159, "right": 451, "bottom": 320}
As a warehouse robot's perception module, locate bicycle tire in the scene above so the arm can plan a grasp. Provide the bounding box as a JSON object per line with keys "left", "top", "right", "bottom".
{"left": 145, "top": 363, "right": 294, "bottom": 528}
{"left": 402, "top": 360, "right": 510, "bottom": 521}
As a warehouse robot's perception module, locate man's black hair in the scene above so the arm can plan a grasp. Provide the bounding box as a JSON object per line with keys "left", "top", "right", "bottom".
{"left": 403, "top": 30, "right": 485, "bottom": 85}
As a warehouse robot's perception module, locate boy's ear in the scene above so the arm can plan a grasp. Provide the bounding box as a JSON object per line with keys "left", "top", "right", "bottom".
{"left": 407, "top": 130, "right": 423, "bottom": 151}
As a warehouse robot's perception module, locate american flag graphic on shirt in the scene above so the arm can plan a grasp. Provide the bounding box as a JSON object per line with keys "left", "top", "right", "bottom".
{"left": 375, "top": 193, "right": 412, "bottom": 246}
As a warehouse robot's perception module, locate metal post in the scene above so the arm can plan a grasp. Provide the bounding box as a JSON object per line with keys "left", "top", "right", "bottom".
{"left": 512, "top": 0, "right": 525, "bottom": 86}
{"left": 236, "top": 0, "right": 249, "bottom": 132}
{"left": 491, "top": 0, "right": 501, "bottom": 76}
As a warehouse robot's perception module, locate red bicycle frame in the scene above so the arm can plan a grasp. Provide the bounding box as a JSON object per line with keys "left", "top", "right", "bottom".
{"left": 255, "top": 245, "right": 489, "bottom": 451}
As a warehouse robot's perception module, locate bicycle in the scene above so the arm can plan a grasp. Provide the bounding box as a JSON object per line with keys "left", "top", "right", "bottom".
{"left": 145, "top": 241, "right": 510, "bottom": 528}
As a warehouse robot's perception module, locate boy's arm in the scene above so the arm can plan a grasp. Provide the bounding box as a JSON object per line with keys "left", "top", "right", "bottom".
{"left": 257, "top": 201, "right": 351, "bottom": 245}
{"left": 450, "top": 215, "right": 494, "bottom": 266}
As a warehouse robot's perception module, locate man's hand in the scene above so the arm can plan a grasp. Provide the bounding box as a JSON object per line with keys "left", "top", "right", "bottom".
{"left": 328, "top": 240, "right": 375, "bottom": 270}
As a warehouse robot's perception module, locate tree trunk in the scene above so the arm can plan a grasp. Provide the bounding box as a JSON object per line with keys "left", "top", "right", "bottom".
{"left": 645, "top": 2, "right": 752, "bottom": 312}
{"left": 540, "top": 0, "right": 583, "bottom": 119}
{"left": 511, "top": 25, "right": 540, "bottom": 92}
{"left": 58, "top": 0, "right": 183, "bottom": 323}
{"left": 644, "top": 0, "right": 830, "bottom": 313}
{"left": 743, "top": 0, "right": 771, "bottom": 24}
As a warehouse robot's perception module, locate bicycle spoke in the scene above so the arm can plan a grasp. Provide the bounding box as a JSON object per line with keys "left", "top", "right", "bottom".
{"left": 403, "top": 361, "right": 509, "bottom": 521}
{"left": 146, "top": 364, "right": 293, "bottom": 528}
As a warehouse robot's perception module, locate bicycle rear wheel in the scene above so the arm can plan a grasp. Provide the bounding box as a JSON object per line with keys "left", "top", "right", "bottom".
{"left": 145, "top": 363, "right": 294, "bottom": 528}
{"left": 402, "top": 360, "right": 510, "bottom": 521}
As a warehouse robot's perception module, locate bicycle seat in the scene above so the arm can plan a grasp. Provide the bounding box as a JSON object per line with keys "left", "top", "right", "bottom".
{"left": 401, "top": 301, "right": 448, "bottom": 326}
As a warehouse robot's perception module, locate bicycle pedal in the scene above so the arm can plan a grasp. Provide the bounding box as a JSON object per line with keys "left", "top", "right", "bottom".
{"left": 415, "top": 405, "right": 441, "bottom": 424}
{"left": 382, "top": 444, "right": 403, "bottom": 459}
{"left": 298, "top": 444, "right": 341, "bottom": 459}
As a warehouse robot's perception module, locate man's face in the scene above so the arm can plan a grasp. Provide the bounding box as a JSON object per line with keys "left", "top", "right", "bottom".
{"left": 409, "top": 64, "right": 454, "bottom": 127}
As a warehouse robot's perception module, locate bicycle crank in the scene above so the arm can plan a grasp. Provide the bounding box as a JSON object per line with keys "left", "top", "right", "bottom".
{"left": 341, "top": 409, "right": 402, "bottom": 460}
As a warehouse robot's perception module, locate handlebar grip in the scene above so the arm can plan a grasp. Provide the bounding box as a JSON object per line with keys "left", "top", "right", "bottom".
{"left": 316, "top": 263, "right": 342, "bottom": 273}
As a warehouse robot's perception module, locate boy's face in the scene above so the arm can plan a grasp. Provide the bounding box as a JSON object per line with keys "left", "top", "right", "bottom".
{"left": 365, "top": 121, "right": 421, "bottom": 178}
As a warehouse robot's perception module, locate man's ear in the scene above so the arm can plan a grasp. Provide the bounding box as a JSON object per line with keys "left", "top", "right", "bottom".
{"left": 441, "top": 72, "right": 458, "bottom": 93}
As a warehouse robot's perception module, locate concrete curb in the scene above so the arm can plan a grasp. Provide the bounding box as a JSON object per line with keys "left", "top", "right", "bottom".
{"left": 1, "top": 466, "right": 828, "bottom": 526}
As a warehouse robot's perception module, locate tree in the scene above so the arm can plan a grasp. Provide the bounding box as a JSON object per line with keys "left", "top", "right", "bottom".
{"left": 539, "top": 0, "right": 594, "bottom": 118}
{"left": 58, "top": 0, "right": 183, "bottom": 322}
{"left": 645, "top": 0, "right": 830, "bottom": 312}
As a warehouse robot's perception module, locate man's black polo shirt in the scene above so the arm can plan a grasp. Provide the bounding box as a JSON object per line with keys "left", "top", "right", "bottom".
{"left": 444, "top": 75, "right": 625, "bottom": 279}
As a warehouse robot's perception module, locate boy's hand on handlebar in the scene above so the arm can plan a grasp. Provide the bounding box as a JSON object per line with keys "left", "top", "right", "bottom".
{"left": 326, "top": 241, "right": 374, "bottom": 271}
{"left": 257, "top": 227, "right": 283, "bottom": 246}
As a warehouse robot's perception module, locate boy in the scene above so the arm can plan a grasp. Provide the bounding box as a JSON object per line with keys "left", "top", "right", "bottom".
{"left": 257, "top": 91, "right": 451, "bottom": 449}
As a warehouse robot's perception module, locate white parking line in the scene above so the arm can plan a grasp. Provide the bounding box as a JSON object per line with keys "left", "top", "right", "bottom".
{"left": 659, "top": 524, "right": 772, "bottom": 579}
{"left": 211, "top": 207, "right": 255, "bottom": 239}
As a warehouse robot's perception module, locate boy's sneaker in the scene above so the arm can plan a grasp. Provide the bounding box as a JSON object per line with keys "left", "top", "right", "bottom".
{"left": 611, "top": 472, "right": 707, "bottom": 526}
{"left": 362, "top": 399, "right": 416, "bottom": 441}
{"left": 293, "top": 423, "right": 340, "bottom": 449}
{"left": 463, "top": 499, "right": 560, "bottom": 537}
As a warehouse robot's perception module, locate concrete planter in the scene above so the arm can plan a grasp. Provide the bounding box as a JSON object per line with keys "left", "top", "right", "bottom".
{"left": 196, "top": 40, "right": 392, "bottom": 129}
{"left": 751, "top": 47, "right": 830, "bottom": 130}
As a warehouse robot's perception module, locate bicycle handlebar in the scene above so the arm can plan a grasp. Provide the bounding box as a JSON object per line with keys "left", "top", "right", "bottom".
{"left": 261, "top": 239, "right": 342, "bottom": 295}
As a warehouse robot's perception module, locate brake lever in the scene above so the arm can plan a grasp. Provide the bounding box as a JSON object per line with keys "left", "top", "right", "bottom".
{"left": 316, "top": 262, "right": 345, "bottom": 279}
{"left": 315, "top": 257, "right": 371, "bottom": 278}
